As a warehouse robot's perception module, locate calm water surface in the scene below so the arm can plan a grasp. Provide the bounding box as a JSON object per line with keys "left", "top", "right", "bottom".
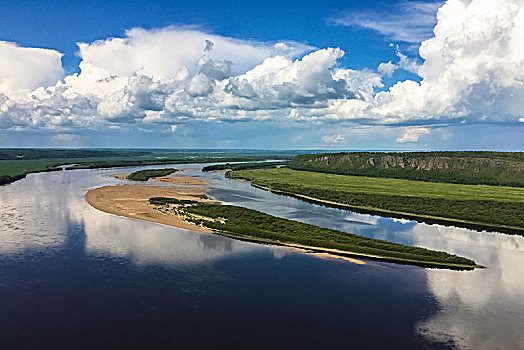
{"left": 0, "top": 164, "right": 523, "bottom": 349}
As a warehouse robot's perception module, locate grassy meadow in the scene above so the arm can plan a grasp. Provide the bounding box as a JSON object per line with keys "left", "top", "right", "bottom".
{"left": 228, "top": 168, "right": 524, "bottom": 233}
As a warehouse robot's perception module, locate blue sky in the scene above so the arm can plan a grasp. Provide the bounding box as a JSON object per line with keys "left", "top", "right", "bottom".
{"left": 0, "top": 0, "right": 522, "bottom": 150}
{"left": 1, "top": 0, "right": 416, "bottom": 75}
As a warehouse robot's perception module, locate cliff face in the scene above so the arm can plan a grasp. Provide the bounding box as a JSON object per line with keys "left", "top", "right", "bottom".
{"left": 300, "top": 153, "right": 524, "bottom": 172}
{"left": 289, "top": 152, "right": 524, "bottom": 186}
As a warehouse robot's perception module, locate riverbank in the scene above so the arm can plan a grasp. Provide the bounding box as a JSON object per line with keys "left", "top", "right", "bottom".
{"left": 251, "top": 184, "right": 524, "bottom": 236}
{"left": 228, "top": 168, "right": 524, "bottom": 236}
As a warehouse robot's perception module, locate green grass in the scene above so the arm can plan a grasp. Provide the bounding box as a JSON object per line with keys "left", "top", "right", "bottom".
{"left": 228, "top": 168, "right": 524, "bottom": 233}
{"left": 230, "top": 168, "right": 524, "bottom": 202}
{"left": 126, "top": 168, "right": 178, "bottom": 181}
{"left": 149, "top": 197, "right": 478, "bottom": 268}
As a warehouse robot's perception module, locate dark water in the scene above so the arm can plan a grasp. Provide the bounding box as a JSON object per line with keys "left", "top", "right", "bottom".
{"left": 1, "top": 164, "right": 523, "bottom": 349}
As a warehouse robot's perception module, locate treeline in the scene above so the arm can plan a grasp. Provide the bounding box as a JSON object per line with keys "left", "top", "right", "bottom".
{"left": 67, "top": 159, "right": 179, "bottom": 170}
{"left": 202, "top": 161, "right": 289, "bottom": 172}
{"left": 289, "top": 151, "right": 524, "bottom": 187}
{"left": 0, "top": 149, "right": 151, "bottom": 160}
{"left": 0, "top": 174, "right": 26, "bottom": 186}
{"left": 0, "top": 165, "right": 63, "bottom": 186}
{"left": 126, "top": 168, "right": 178, "bottom": 181}
{"left": 150, "top": 199, "right": 477, "bottom": 267}
{"left": 239, "top": 181, "right": 524, "bottom": 231}
{"left": 0, "top": 148, "right": 299, "bottom": 186}
{"left": 67, "top": 156, "right": 292, "bottom": 170}
{"left": 149, "top": 197, "right": 200, "bottom": 205}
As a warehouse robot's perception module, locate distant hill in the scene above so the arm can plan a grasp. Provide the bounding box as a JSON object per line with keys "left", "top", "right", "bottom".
{"left": 288, "top": 151, "right": 524, "bottom": 187}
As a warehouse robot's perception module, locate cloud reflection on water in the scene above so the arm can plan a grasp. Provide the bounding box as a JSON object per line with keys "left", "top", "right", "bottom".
{"left": 2, "top": 164, "right": 524, "bottom": 349}
{"left": 412, "top": 224, "right": 524, "bottom": 349}
{"left": 82, "top": 204, "right": 262, "bottom": 266}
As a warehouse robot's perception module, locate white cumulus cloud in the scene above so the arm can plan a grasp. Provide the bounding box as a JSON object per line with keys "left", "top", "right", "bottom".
{"left": 331, "top": 0, "right": 524, "bottom": 126}
{"left": 0, "top": 1, "right": 523, "bottom": 135}
{"left": 397, "top": 127, "right": 430, "bottom": 143}
{"left": 0, "top": 41, "right": 64, "bottom": 92}
{"left": 322, "top": 134, "right": 345, "bottom": 144}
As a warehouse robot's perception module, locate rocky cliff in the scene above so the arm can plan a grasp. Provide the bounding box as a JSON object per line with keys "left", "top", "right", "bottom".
{"left": 289, "top": 152, "right": 524, "bottom": 186}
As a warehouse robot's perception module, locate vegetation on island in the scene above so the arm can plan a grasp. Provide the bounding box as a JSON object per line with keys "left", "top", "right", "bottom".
{"left": 201, "top": 161, "right": 289, "bottom": 172}
{"left": 0, "top": 148, "right": 297, "bottom": 186}
{"left": 126, "top": 168, "right": 178, "bottom": 181}
{"left": 289, "top": 151, "right": 524, "bottom": 187}
{"left": 149, "top": 197, "right": 478, "bottom": 268}
{"left": 227, "top": 168, "right": 524, "bottom": 234}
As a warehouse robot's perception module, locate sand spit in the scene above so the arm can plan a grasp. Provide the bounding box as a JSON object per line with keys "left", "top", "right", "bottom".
{"left": 111, "top": 172, "right": 211, "bottom": 186}
{"left": 111, "top": 174, "right": 129, "bottom": 181}
{"left": 86, "top": 184, "right": 213, "bottom": 234}
{"left": 312, "top": 252, "right": 366, "bottom": 265}
{"left": 154, "top": 176, "right": 211, "bottom": 186}
{"left": 178, "top": 168, "right": 198, "bottom": 172}
{"left": 87, "top": 183, "right": 366, "bottom": 266}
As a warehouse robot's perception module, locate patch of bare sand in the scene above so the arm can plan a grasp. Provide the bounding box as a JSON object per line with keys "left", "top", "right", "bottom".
{"left": 87, "top": 183, "right": 366, "bottom": 266}
{"left": 271, "top": 245, "right": 365, "bottom": 265}
{"left": 110, "top": 173, "right": 210, "bottom": 186}
{"left": 312, "top": 252, "right": 366, "bottom": 265}
{"left": 111, "top": 174, "right": 129, "bottom": 180}
{"left": 86, "top": 184, "right": 214, "bottom": 233}
{"left": 154, "top": 176, "right": 211, "bottom": 186}
{"left": 178, "top": 168, "right": 197, "bottom": 172}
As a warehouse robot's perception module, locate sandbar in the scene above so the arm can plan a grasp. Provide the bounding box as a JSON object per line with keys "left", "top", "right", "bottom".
{"left": 153, "top": 176, "right": 211, "bottom": 186}
{"left": 86, "top": 184, "right": 366, "bottom": 266}
{"left": 111, "top": 173, "right": 211, "bottom": 186}
{"left": 111, "top": 174, "right": 129, "bottom": 181}
{"left": 86, "top": 184, "right": 213, "bottom": 233}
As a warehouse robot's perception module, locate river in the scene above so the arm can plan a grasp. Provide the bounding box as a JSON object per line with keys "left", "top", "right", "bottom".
{"left": 0, "top": 164, "right": 523, "bottom": 349}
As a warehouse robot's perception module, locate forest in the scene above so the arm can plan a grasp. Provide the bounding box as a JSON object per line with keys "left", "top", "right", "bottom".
{"left": 149, "top": 197, "right": 478, "bottom": 268}
{"left": 289, "top": 151, "right": 524, "bottom": 187}
{"left": 126, "top": 168, "right": 178, "bottom": 181}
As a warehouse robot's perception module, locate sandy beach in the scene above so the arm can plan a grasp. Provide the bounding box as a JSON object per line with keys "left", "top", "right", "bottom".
{"left": 86, "top": 184, "right": 213, "bottom": 233}
{"left": 88, "top": 177, "right": 366, "bottom": 266}
{"left": 111, "top": 174, "right": 129, "bottom": 181}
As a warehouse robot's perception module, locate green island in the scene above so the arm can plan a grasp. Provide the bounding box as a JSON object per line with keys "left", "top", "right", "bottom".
{"left": 201, "top": 161, "right": 289, "bottom": 172}
{"left": 0, "top": 148, "right": 296, "bottom": 186}
{"left": 227, "top": 167, "right": 524, "bottom": 235}
{"left": 149, "top": 197, "right": 480, "bottom": 269}
{"left": 126, "top": 168, "right": 178, "bottom": 181}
